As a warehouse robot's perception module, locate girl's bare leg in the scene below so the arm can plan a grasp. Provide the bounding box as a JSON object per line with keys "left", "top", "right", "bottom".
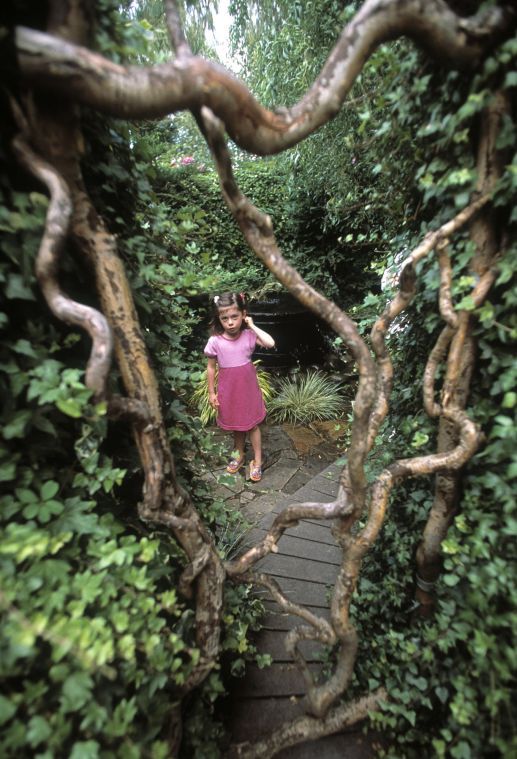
{"left": 249, "top": 425, "right": 262, "bottom": 467}
{"left": 233, "top": 430, "right": 246, "bottom": 462}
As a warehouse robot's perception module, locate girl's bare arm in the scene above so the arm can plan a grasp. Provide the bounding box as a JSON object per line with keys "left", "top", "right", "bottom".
{"left": 207, "top": 357, "right": 219, "bottom": 407}
{"left": 245, "top": 316, "right": 275, "bottom": 349}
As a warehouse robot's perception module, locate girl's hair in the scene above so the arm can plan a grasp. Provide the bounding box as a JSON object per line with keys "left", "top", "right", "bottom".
{"left": 210, "top": 291, "right": 248, "bottom": 334}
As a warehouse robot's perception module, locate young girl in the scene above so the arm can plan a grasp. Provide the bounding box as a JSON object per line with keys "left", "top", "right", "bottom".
{"left": 204, "top": 292, "right": 275, "bottom": 482}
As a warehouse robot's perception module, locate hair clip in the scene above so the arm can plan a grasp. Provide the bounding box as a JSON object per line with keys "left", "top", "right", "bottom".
{"left": 239, "top": 292, "right": 245, "bottom": 302}
{"left": 213, "top": 295, "right": 220, "bottom": 305}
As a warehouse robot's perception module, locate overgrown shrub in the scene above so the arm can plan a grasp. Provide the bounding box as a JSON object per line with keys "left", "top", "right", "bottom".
{"left": 268, "top": 370, "right": 346, "bottom": 425}
{"left": 345, "top": 36, "right": 517, "bottom": 758}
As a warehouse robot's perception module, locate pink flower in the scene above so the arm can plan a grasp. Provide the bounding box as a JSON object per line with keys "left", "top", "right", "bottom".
{"left": 180, "top": 156, "right": 195, "bottom": 165}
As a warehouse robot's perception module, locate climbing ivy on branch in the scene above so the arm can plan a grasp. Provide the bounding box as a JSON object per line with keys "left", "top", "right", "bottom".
{"left": 6, "top": 0, "right": 516, "bottom": 756}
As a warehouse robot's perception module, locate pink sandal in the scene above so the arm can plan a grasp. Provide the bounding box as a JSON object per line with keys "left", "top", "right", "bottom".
{"left": 226, "top": 456, "right": 244, "bottom": 474}
{"left": 249, "top": 460, "right": 262, "bottom": 482}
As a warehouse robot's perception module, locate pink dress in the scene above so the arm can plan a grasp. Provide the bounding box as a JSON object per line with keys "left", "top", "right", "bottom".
{"left": 204, "top": 329, "right": 266, "bottom": 431}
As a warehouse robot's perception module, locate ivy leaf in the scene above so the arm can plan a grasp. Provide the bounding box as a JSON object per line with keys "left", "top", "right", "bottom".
{"left": 435, "top": 686, "right": 449, "bottom": 703}
{"left": 11, "top": 338, "right": 39, "bottom": 358}
{"left": 41, "top": 481, "right": 59, "bottom": 501}
{"left": 56, "top": 398, "right": 83, "bottom": 418}
{"left": 32, "top": 412, "right": 58, "bottom": 437}
{"left": 504, "top": 71, "right": 517, "bottom": 88}
{"left": 451, "top": 741, "right": 472, "bottom": 759}
{"left": 456, "top": 294, "right": 476, "bottom": 311}
{"left": 27, "top": 714, "right": 52, "bottom": 746}
{"left": 0, "top": 460, "right": 16, "bottom": 482}
{"left": 442, "top": 573, "right": 460, "bottom": 587}
{"left": 39, "top": 499, "right": 65, "bottom": 523}
{"left": 5, "top": 274, "right": 36, "bottom": 301}
{"left": 15, "top": 487, "right": 37, "bottom": 504}
{"left": 69, "top": 740, "right": 100, "bottom": 759}
{"left": 61, "top": 672, "right": 94, "bottom": 713}
{"left": 0, "top": 694, "right": 16, "bottom": 725}
{"left": 2, "top": 410, "right": 32, "bottom": 439}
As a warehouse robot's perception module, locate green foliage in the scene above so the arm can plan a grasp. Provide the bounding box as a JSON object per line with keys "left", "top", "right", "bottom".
{"left": 191, "top": 361, "right": 275, "bottom": 425}
{"left": 345, "top": 36, "right": 517, "bottom": 757}
{"left": 268, "top": 370, "right": 346, "bottom": 425}
{"left": 0, "top": 6, "right": 270, "bottom": 757}
{"left": 0, "top": 182, "right": 203, "bottom": 755}
{"left": 3, "top": 2, "right": 516, "bottom": 757}
{"left": 230, "top": 0, "right": 416, "bottom": 305}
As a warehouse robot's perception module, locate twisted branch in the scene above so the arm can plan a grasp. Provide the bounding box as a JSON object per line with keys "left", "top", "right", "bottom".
{"left": 197, "top": 106, "right": 375, "bottom": 523}
{"left": 16, "top": 1, "right": 515, "bottom": 155}
{"left": 225, "top": 498, "right": 352, "bottom": 577}
{"left": 242, "top": 573, "right": 336, "bottom": 645}
{"left": 11, "top": 133, "right": 112, "bottom": 400}
{"left": 228, "top": 690, "right": 386, "bottom": 759}
{"left": 11, "top": 1, "right": 512, "bottom": 753}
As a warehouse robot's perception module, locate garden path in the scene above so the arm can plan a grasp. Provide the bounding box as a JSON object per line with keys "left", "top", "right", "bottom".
{"left": 207, "top": 424, "right": 378, "bottom": 757}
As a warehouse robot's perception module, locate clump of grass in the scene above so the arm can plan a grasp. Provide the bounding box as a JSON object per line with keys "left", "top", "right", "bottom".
{"left": 191, "top": 361, "right": 274, "bottom": 425}
{"left": 268, "top": 370, "right": 346, "bottom": 425}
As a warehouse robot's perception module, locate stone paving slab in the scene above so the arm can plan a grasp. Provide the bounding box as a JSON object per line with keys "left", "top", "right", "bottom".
{"left": 305, "top": 475, "right": 340, "bottom": 498}
{"left": 258, "top": 513, "right": 337, "bottom": 546}
{"left": 238, "top": 662, "right": 322, "bottom": 698}
{"left": 229, "top": 696, "right": 307, "bottom": 743}
{"left": 258, "top": 575, "right": 333, "bottom": 608}
{"left": 277, "top": 732, "right": 375, "bottom": 759}
{"left": 282, "top": 469, "right": 312, "bottom": 494}
{"left": 248, "top": 530, "right": 342, "bottom": 565}
{"left": 260, "top": 460, "right": 302, "bottom": 491}
{"left": 257, "top": 553, "right": 340, "bottom": 586}
{"left": 221, "top": 429, "right": 374, "bottom": 756}
{"left": 261, "top": 602, "right": 331, "bottom": 631}
{"left": 231, "top": 696, "right": 375, "bottom": 759}
{"left": 253, "top": 630, "right": 325, "bottom": 663}
{"left": 280, "top": 486, "right": 336, "bottom": 507}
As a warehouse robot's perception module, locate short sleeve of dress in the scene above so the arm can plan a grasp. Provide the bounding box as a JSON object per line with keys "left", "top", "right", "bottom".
{"left": 204, "top": 335, "right": 217, "bottom": 358}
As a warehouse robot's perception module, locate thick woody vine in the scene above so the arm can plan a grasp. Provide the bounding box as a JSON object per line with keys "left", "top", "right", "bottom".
{"left": 11, "top": 0, "right": 515, "bottom": 756}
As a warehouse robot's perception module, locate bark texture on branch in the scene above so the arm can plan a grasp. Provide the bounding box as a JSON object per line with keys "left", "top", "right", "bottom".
{"left": 15, "top": 1, "right": 516, "bottom": 154}
{"left": 11, "top": 132, "right": 112, "bottom": 400}
{"left": 414, "top": 90, "right": 509, "bottom": 613}
{"left": 227, "top": 690, "right": 386, "bottom": 759}
{"left": 11, "top": 0, "right": 226, "bottom": 720}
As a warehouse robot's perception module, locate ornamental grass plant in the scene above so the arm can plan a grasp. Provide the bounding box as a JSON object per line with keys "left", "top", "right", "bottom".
{"left": 191, "top": 361, "right": 274, "bottom": 425}
{"left": 268, "top": 370, "right": 346, "bottom": 425}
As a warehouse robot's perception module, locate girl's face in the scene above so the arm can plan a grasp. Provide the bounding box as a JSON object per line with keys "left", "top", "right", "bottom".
{"left": 218, "top": 305, "right": 245, "bottom": 337}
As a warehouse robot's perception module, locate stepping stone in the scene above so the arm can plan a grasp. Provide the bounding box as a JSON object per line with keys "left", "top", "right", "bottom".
{"left": 261, "top": 602, "right": 331, "bottom": 631}
{"left": 258, "top": 513, "right": 337, "bottom": 546}
{"left": 283, "top": 469, "right": 312, "bottom": 494}
{"left": 257, "top": 553, "right": 339, "bottom": 586}
{"left": 262, "top": 460, "right": 302, "bottom": 491}
{"left": 249, "top": 530, "right": 342, "bottom": 565}
{"left": 238, "top": 662, "right": 322, "bottom": 698}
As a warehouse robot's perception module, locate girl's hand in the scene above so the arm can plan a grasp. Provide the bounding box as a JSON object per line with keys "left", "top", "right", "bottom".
{"left": 209, "top": 392, "right": 219, "bottom": 409}
{"left": 244, "top": 315, "right": 254, "bottom": 328}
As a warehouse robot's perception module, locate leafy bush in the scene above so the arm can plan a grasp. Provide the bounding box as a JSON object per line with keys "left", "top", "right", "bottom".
{"left": 345, "top": 37, "right": 517, "bottom": 758}
{"left": 268, "top": 370, "right": 346, "bottom": 425}
{"left": 0, "top": 91, "right": 265, "bottom": 758}
{"left": 190, "top": 361, "right": 275, "bottom": 425}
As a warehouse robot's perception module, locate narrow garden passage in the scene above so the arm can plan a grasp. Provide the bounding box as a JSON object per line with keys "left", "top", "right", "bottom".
{"left": 205, "top": 425, "right": 379, "bottom": 757}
